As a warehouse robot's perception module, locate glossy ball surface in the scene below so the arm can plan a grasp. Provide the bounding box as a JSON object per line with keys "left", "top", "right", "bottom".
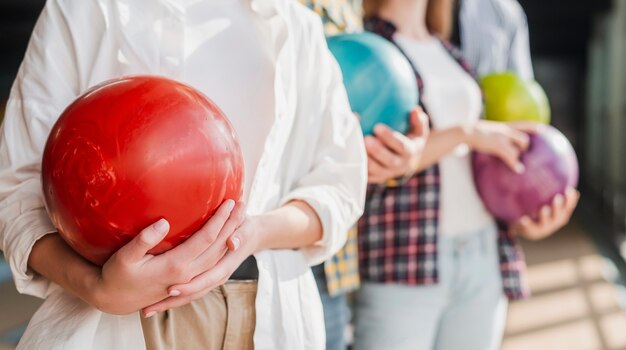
{"left": 473, "top": 125, "right": 578, "bottom": 223}
{"left": 481, "top": 72, "right": 551, "bottom": 124}
{"left": 42, "top": 76, "right": 244, "bottom": 265}
{"left": 327, "top": 33, "right": 419, "bottom": 135}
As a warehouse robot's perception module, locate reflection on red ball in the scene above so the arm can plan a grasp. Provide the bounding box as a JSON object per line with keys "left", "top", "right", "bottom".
{"left": 42, "top": 76, "right": 244, "bottom": 265}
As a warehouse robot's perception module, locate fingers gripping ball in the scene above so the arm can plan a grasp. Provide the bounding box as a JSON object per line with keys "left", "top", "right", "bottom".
{"left": 42, "top": 76, "right": 245, "bottom": 265}
{"left": 327, "top": 33, "right": 419, "bottom": 135}
{"left": 472, "top": 125, "right": 578, "bottom": 223}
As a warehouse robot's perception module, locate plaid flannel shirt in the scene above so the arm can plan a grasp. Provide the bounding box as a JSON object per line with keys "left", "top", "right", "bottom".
{"left": 357, "top": 16, "right": 529, "bottom": 300}
{"left": 300, "top": 0, "right": 362, "bottom": 34}
{"left": 300, "top": 0, "right": 363, "bottom": 296}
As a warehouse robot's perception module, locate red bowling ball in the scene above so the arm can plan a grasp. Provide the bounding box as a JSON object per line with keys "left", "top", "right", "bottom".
{"left": 42, "top": 76, "right": 244, "bottom": 265}
{"left": 472, "top": 124, "right": 578, "bottom": 223}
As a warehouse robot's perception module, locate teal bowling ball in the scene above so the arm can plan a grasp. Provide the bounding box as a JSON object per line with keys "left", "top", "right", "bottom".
{"left": 327, "top": 33, "right": 419, "bottom": 135}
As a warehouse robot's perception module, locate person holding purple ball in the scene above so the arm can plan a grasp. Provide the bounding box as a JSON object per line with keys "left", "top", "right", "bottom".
{"left": 352, "top": 0, "right": 579, "bottom": 348}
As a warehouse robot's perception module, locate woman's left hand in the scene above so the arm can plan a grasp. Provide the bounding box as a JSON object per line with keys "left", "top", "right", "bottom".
{"left": 142, "top": 213, "right": 262, "bottom": 315}
{"left": 510, "top": 187, "right": 580, "bottom": 241}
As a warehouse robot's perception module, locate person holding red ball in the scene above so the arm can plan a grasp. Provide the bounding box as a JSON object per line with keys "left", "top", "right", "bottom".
{"left": 0, "top": 0, "right": 367, "bottom": 349}
{"left": 353, "top": 0, "right": 579, "bottom": 348}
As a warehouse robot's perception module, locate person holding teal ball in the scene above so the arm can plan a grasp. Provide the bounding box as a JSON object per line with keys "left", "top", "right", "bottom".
{"left": 352, "top": 0, "right": 580, "bottom": 349}
{"left": 299, "top": 1, "right": 430, "bottom": 349}
{"left": 326, "top": 32, "right": 430, "bottom": 184}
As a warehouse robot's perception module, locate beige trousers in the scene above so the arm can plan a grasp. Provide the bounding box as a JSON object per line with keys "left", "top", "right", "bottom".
{"left": 141, "top": 281, "right": 257, "bottom": 350}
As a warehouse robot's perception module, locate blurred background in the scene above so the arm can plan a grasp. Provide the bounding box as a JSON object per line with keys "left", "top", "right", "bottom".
{"left": 0, "top": 0, "right": 625, "bottom": 349}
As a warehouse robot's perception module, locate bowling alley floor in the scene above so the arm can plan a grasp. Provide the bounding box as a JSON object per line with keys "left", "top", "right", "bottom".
{"left": 501, "top": 218, "right": 626, "bottom": 350}
{"left": 1, "top": 217, "right": 626, "bottom": 350}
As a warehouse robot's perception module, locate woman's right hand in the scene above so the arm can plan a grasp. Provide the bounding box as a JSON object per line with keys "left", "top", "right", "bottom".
{"left": 90, "top": 199, "right": 245, "bottom": 315}
{"left": 466, "top": 120, "right": 538, "bottom": 173}
{"left": 365, "top": 108, "right": 430, "bottom": 183}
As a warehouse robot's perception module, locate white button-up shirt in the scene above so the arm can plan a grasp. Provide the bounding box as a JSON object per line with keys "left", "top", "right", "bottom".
{"left": 0, "top": 0, "right": 367, "bottom": 349}
{"left": 459, "top": 0, "right": 534, "bottom": 80}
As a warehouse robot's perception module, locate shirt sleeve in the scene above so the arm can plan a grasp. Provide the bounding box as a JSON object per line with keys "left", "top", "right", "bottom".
{"left": 279, "top": 14, "right": 367, "bottom": 266}
{"left": 507, "top": 5, "right": 534, "bottom": 80}
{"left": 0, "top": 0, "right": 81, "bottom": 298}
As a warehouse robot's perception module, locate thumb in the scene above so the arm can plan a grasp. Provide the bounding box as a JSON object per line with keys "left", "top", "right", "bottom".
{"left": 498, "top": 144, "right": 525, "bottom": 174}
{"left": 409, "top": 107, "right": 429, "bottom": 137}
{"left": 117, "top": 219, "right": 170, "bottom": 263}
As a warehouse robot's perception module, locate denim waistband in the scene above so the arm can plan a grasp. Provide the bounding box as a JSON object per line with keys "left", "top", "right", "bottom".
{"left": 438, "top": 224, "right": 498, "bottom": 257}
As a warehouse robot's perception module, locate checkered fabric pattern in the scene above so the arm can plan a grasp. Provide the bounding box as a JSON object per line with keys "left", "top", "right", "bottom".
{"left": 358, "top": 16, "right": 529, "bottom": 300}
{"left": 358, "top": 174, "right": 440, "bottom": 284}
{"left": 300, "top": 0, "right": 362, "bottom": 35}
{"left": 323, "top": 227, "right": 360, "bottom": 295}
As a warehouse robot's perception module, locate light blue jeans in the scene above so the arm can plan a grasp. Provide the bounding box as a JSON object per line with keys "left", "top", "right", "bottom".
{"left": 312, "top": 264, "right": 350, "bottom": 350}
{"left": 354, "top": 225, "right": 508, "bottom": 350}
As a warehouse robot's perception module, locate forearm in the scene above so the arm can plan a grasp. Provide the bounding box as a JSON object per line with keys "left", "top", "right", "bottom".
{"left": 28, "top": 233, "right": 100, "bottom": 304}
{"left": 416, "top": 125, "right": 470, "bottom": 171}
{"left": 27, "top": 201, "right": 322, "bottom": 301}
{"left": 255, "top": 200, "right": 323, "bottom": 252}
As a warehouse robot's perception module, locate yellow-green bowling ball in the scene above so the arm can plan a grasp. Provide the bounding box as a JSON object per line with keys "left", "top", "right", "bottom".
{"left": 481, "top": 72, "right": 550, "bottom": 124}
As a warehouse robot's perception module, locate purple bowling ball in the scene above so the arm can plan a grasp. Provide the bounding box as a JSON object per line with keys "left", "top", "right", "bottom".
{"left": 472, "top": 124, "right": 579, "bottom": 223}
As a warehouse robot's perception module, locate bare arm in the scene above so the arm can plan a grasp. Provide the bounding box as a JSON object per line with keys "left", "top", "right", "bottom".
{"left": 252, "top": 200, "right": 322, "bottom": 251}
{"left": 416, "top": 121, "right": 535, "bottom": 172}
{"left": 426, "top": 0, "right": 455, "bottom": 38}
{"left": 415, "top": 125, "right": 469, "bottom": 171}
{"left": 28, "top": 234, "right": 101, "bottom": 304}
{"left": 26, "top": 200, "right": 245, "bottom": 315}
{"left": 366, "top": 114, "right": 536, "bottom": 183}
{"left": 141, "top": 200, "right": 322, "bottom": 315}
{"left": 25, "top": 197, "right": 323, "bottom": 318}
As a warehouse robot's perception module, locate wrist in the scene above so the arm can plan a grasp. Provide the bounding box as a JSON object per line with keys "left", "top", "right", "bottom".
{"left": 407, "top": 137, "right": 426, "bottom": 176}
{"left": 459, "top": 123, "right": 476, "bottom": 148}
{"left": 245, "top": 215, "right": 270, "bottom": 253}
{"left": 67, "top": 259, "right": 103, "bottom": 308}
{"left": 84, "top": 273, "right": 104, "bottom": 310}
{"left": 29, "top": 234, "right": 104, "bottom": 308}
{"left": 402, "top": 154, "right": 420, "bottom": 179}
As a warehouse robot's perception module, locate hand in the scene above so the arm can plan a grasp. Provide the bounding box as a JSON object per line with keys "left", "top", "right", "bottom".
{"left": 142, "top": 214, "right": 263, "bottom": 316}
{"left": 510, "top": 188, "right": 580, "bottom": 240}
{"left": 365, "top": 108, "right": 430, "bottom": 184}
{"left": 467, "top": 121, "right": 538, "bottom": 173}
{"left": 91, "top": 200, "right": 245, "bottom": 315}
{"left": 141, "top": 200, "right": 324, "bottom": 315}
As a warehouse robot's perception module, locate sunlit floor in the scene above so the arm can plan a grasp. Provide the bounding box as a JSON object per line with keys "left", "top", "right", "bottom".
{"left": 502, "top": 220, "right": 626, "bottom": 350}
{"left": 1, "top": 219, "right": 625, "bottom": 349}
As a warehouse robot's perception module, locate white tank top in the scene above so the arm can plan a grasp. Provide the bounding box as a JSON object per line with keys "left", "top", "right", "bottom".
{"left": 180, "top": 0, "right": 276, "bottom": 202}
{"left": 395, "top": 34, "right": 495, "bottom": 236}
